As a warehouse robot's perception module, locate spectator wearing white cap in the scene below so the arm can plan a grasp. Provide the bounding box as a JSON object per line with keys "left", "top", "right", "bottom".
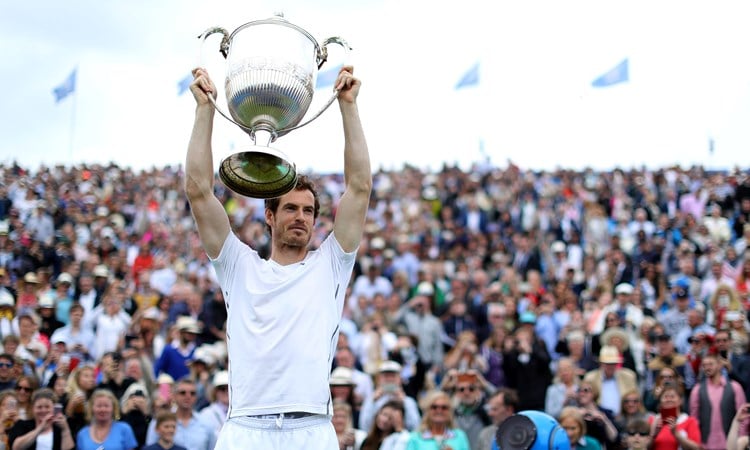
{"left": 358, "top": 360, "right": 421, "bottom": 433}
{"left": 592, "top": 283, "right": 643, "bottom": 334}
{"left": 198, "top": 371, "right": 230, "bottom": 434}
{"left": 154, "top": 316, "right": 201, "bottom": 381}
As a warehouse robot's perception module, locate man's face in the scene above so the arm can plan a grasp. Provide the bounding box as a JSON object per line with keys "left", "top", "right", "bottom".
{"left": 455, "top": 382, "right": 480, "bottom": 405}
{"left": 0, "top": 358, "right": 13, "bottom": 380}
{"left": 266, "top": 189, "right": 316, "bottom": 248}
{"left": 174, "top": 383, "right": 197, "bottom": 410}
{"left": 701, "top": 357, "right": 719, "bottom": 378}
{"left": 714, "top": 333, "right": 731, "bottom": 351}
{"left": 602, "top": 362, "right": 617, "bottom": 378}
{"left": 486, "top": 394, "right": 511, "bottom": 425}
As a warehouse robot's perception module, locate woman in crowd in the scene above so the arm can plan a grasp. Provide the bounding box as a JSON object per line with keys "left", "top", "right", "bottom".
{"left": 708, "top": 283, "right": 743, "bottom": 328}
{"left": 75, "top": 389, "right": 137, "bottom": 450}
{"left": 648, "top": 383, "right": 700, "bottom": 450}
{"left": 545, "top": 357, "right": 581, "bottom": 419}
{"left": 332, "top": 400, "right": 366, "bottom": 450}
{"left": 622, "top": 419, "right": 652, "bottom": 450}
{"left": 63, "top": 364, "right": 97, "bottom": 438}
{"left": 119, "top": 383, "right": 151, "bottom": 449}
{"left": 643, "top": 366, "right": 683, "bottom": 413}
{"left": 479, "top": 323, "right": 506, "bottom": 389}
{"left": 13, "top": 377, "right": 39, "bottom": 422}
{"left": 615, "top": 389, "right": 652, "bottom": 446}
{"left": 443, "top": 330, "right": 488, "bottom": 373}
{"left": 7, "top": 388, "right": 74, "bottom": 450}
{"left": 574, "top": 380, "right": 619, "bottom": 449}
{"left": 361, "top": 400, "right": 403, "bottom": 450}
{"left": 559, "top": 406, "right": 601, "bottom": 450}
{"left": 405, "top": 390, "right": 469, "bottom": 450}
{"left": 0, "top": 391, "right": 20, "bottom": 450}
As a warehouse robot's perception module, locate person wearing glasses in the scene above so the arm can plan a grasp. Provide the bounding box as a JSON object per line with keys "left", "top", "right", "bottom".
{"left": 75, "top": 389, "right": 137, "bottom": 450}
{"left": 574, "top": 380, "right": 620, "bottom": 449}
{"left": 145, "top": 378, "right": 215, "bottom": 450}
{"left": 405, "top": 390, "right": 469, "bottom": 450}
{"left": 443, "top": 371, "right": 491, "bottom": 450}
{"left": 13, "top": 376, "right": 38, "bottom": 421}
{"left": 0, "top": 354, "right": 17, "bottom": 391}
{"left": 622, "top": 419, "right": 652, "bottom": 450}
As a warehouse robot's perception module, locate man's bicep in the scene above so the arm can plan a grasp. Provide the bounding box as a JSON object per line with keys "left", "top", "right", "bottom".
{"left": 189, "top": 195, "right": 231, "bottom": 259}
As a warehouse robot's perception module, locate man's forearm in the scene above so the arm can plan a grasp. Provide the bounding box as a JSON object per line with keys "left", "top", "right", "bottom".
{"left": 340, "top": 102, "right": 370, "bottom": 192}
{"left": 185, "top": 105, "right": 216, "bottom": 199}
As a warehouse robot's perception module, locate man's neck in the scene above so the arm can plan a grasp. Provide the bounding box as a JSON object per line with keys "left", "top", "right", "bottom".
{"left": 176, "top": 408, "right": 193, "bottom": 421}
{"left": 709, "top": 373, "right": 724, "bottom": 385}
{"left": 271, "top": 243, "right": 308, "bottom": 266}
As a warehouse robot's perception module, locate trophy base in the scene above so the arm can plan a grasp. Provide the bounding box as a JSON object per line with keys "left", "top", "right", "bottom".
{"left": 219, "top": 149, "right": 298, "bottom": 199}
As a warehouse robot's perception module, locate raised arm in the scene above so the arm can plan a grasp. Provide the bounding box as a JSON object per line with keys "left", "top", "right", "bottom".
{"left": 332, "top": 66, "right": 372, "bottom": 253}
{"left": 184, "top": 68, "right": 231, "bottom": 259}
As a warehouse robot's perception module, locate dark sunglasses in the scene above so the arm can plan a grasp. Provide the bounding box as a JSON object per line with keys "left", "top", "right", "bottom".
{"left": 579, "top": 387, "right": 592, "bottom": 393}
{"left": 0, "top": 362, "right": 14, "bottom": 368}
{"left": 628, "top": 431, "right": 650, "bottom": 437}
{"left": 177, "top": 390, "right": 196, "bottom": 396}
{"left": 16, "top": 386, "right": 32, "bottom": 392}
{"left": 623, "top": 398, "right": 640, "bottom": 403}
{"left": 430, "top": 404, "right": 450, "bottom": 411}
{"left": 215, "top": 385, "right": 228, "bottom": 391}
{"left": 457, "top": 386, "right": 476, "bottom": 393}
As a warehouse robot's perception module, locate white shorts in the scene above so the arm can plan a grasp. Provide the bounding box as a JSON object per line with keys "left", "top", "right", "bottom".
{"left": 215, "top": 414, "right": 338, "bottom": 450}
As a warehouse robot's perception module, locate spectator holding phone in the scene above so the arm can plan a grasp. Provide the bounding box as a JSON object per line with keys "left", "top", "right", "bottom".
{"left": 727, "top": 402, "right": 750, "bottom": 450}
{"left": 358, "top": 361, "right": 420, "bottom": 433}
{"left": 649, "top": 383, "right": 700, "bottom": 450}
{"left": 7, "top": 388, "right": 74, "bottom": 450}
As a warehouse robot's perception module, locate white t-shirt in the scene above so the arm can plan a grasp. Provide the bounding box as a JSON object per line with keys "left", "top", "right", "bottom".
{"left": 212, "top": 232, "right": 356, "bottom": 418}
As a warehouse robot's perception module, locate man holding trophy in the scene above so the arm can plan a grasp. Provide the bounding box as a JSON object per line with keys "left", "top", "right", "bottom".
{"left": 184, "top": 61, "right": 371, "bottom": 450}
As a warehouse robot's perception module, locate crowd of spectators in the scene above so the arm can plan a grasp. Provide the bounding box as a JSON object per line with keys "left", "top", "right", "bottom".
{"left": 1, "top": 160, "right": 750, "bottom": 450}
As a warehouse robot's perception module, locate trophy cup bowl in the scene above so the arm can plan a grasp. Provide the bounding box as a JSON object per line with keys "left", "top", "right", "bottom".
{"left": 200, "top": 15, "right": 349, "bottom": 198}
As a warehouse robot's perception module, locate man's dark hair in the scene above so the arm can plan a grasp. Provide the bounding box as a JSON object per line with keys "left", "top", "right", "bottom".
{"left": 496, "top": 387, "right": 519, "bottom": 413}
{"left": 264, "top": 175, "right": 320, "bottom": 235}
{"left": 626, "top": 419, "right": 650, "bottom": 435}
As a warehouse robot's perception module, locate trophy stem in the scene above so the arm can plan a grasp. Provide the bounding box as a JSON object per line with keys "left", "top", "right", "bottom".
{"left": 252, "top": 128, "right": 275, "bottom": 147}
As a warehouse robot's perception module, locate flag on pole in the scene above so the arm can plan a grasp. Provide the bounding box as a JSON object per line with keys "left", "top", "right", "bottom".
{"left": 591, "top": 59, "right": 629, "bottom": 87}
{"left": 53, "top": 68, "right": 77, "bottom": 103}
{"left": 316, "top": 65, "right": 342, "bottom": 89}
{"left": 177, "top": 74, "right": 193, "bottom": 96}
{"left": 455, "top": 62, "right": 480, "bottom": 89}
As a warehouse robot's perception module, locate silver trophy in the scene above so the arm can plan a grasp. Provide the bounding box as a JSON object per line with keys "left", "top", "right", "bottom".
{"left": 199, "top": 14, "right": 350, "bottom": 198}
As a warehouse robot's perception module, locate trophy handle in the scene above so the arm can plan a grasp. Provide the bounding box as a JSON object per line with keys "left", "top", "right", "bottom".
{"left": 196, "top": 27, "right": 262, "bottom": 139}
{"left": 278, "top": 36, "right": 352, "bottom": 134}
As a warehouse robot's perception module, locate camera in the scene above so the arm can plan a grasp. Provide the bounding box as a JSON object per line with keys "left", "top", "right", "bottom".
{"left": 495, "top": 411, "right": 570, "bottom": 450}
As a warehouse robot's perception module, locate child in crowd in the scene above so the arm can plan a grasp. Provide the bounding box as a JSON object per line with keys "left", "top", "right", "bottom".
{"left": 142, "top": 411, "right": 186, "bottom": 450}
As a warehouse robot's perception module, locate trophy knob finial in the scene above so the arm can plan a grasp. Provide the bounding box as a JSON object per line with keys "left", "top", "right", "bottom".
{"left": 273, "top": 11, "right": 285, "bottom": 18}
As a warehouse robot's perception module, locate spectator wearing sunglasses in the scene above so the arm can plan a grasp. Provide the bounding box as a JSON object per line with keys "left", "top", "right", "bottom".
{"left": 623, "top": 419, "right": 652, "bottom": 450}
{"left": 145, "top": 378, "right": 215, "bottom": 450}
{"left": 0, "top": 354, "right": 16, "bottom": 391}
{"left": 446, "top": 371, "right": 491, "bottom": 450}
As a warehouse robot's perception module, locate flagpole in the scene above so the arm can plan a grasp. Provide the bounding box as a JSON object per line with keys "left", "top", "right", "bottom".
{"left": 69, "top": 87, "right": 76, "bottom": 162}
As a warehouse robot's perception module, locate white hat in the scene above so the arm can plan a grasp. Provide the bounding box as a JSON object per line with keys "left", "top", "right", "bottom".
{"left": 191, "top": 346, "right": 216, "bottom": 366}
{"left": 551, "top": 241, "right": 567, "bottom": 253}
{"left": 56, "top": 272, "right": 74, "bottom": 285}
{"left": 0, "top": 291, "right": 14, "bottom": 307}
{"left": 156, "top": 373, "right": 174, "bottom": 385}
{"left": 93, "top": 265, "right": 109, "bottom": 278}
{"left": 600, "top": 326, "right": 630, "bottom": 350}
{"left": 598, "top": 345, "right": 624, "bottom": 364}
{"left": 615, "top": 283, "right": 634, "bottom": 295}
{"left": 38, "top": 293, "right": 56, "bottom": 309}
{"left": 212, "top": 370, "right": 229, "bottom": 387}
{"left": 23, "top": 272, "right": 39, "bottom": 284}
{"left": 175, "top": 316, "right": 202, "bottom": 334}
{"left": 416, "top": 281, "right": 434, "bottom": 296}
{"left": 370, "top": 237, "right": 385, "bottom": 250}
{"left": 379, "top": 360, "right": 402, "bottom": 373}
{"left": 329, "top": 367, "right": 356, "bottom": 386}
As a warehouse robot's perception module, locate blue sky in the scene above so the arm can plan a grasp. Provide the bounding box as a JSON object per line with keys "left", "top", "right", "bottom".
{"left": 2, "top": 0, "right": 749, "bottom": 173}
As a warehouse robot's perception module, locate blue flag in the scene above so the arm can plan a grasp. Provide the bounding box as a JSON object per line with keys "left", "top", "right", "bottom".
{"left": 177, "top": 74, "right": 193, "bottom": 96}
{"left": 455, "top": 62, "right": 479, "bottom": 89}
{"left": 316, "top": 65, "right": 342, "bottom": 89}
{"left": 53, "top": 68, "right": 77, "bottom": 103}
{"left": 592, "top": 59, "right": 629, "bottom": 87}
